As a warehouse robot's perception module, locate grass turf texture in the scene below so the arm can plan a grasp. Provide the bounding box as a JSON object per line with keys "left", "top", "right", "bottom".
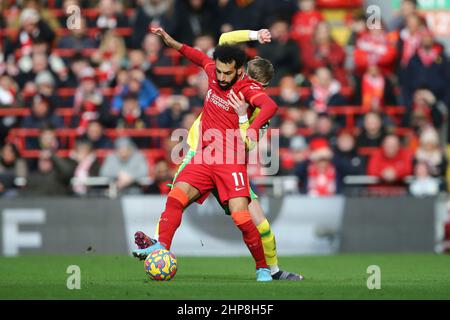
{"left": 0, "top": 254, "right": 449, "bottom": 300}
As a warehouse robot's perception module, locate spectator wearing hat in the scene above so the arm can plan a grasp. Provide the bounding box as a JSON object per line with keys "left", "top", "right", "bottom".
{"left": 5, "top": 8, "right": 55, "bottom": 59}
{"left": 16, "top": 50, "right": 53, "bottom": 93}
{"left": 294, "top": 138, "right": 352, "bottom": 196}
{"left": 23, "top": 70, "right": 61, "bottom": 109}
{"left": 72, "top": 66, "right": 112, "bottom": 133}
{"left": 367, "top": 134, "right": 413, "bottom": 184}
{"left": 99, "top": 137, "right": 149, "bottom": 194}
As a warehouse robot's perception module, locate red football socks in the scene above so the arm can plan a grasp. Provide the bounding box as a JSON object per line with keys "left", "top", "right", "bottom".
{"left": 157, "top": 187, "right": 189, "bottom": 250}
{"left": 231, "top": 210, "right": 268, "bottom": 270}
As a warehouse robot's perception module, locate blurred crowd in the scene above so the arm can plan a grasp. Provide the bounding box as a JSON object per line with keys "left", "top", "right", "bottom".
{"left": 0, "top": 0, "right": 450, "bottom": 198}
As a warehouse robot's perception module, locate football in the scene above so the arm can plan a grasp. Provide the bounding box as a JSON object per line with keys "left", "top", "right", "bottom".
{"left": 144, "top": 249, "right": 178, "bottom": 281}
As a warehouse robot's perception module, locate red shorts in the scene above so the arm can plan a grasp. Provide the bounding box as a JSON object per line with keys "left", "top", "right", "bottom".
{"left": 174, "top": 152, "right": 250, "bottom": 205}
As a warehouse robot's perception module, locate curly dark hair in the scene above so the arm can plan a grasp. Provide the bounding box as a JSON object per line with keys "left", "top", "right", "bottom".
{"left": 213, "top": 44, "right": 247, "bottom": 69}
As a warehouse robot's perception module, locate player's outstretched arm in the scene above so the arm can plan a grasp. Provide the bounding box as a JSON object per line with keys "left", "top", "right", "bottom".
{"left": 218, "top": 29, "right": 272, "bottom": 45}
{"left": 151, "top": 27, "right": 212, "bottom": 69}
{"left": 151, "top": 27, "right": 182, "bottom": 51}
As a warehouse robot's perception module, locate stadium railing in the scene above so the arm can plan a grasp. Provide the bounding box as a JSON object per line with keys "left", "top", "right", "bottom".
{"left": 6, "top": 128, "right": 171, "bottom": 158}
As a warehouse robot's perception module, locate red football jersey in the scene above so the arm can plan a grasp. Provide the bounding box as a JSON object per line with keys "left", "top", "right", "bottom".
{"left": 179, "top": 44, "right": 277, "bottom": 163}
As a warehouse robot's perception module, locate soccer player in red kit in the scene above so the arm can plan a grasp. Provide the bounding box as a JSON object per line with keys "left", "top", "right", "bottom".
{"left": 132, "top": 28, "right": 278, "bottom": 281}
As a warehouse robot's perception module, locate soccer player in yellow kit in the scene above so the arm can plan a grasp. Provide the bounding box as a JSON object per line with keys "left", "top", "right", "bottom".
{"left": 135, "top": 29, "right": 304, "bottom": 281}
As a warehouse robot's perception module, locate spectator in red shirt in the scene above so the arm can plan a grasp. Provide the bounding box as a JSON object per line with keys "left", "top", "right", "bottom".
{"left": 301, "top": 21, "right": 348, "bottom": 86}
{"left": 290, "top": 0, "right": 324, "bottom": 48}
{"left": 367, "top": 134, "right": 413, "bottom": 184}
{"left": 353, "top": 23, "right": 397, "bottom": 77}
{"left": 295, "top": 137, "right": 354, "bottom": 196}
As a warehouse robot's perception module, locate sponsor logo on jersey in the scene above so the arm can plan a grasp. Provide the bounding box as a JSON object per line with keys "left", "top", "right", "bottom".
{"left": 205, "top": 88, "right": 230, "bottom": 111}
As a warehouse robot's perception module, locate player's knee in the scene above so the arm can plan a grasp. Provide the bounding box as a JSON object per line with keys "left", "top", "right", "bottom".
{"left": 231, "top": 210, "right": 252, "bottom": 226}
{"left": 168, "top": 186, "right": 190, "bottom": 208}
{"left": 249, "top": 200, "right": 266, "bottom": 225}
{"left": 228, "top": 197, "right": 249, "bottom": 213}
{"left": 173, "top": 182, "right": 199, "bottom": 202}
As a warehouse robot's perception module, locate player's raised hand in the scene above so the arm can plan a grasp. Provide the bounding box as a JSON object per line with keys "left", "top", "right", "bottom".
{"left": 149, "top": 26, "right": 182, "bottom": 50}
{"left": 150, "top": 27, "right": 165, "bottom": 37}
{"left": 228, "top": 91, "right": 249, "bottom": 117}
{"left": 257, "top": 29, "right": 271, "bottom": 44}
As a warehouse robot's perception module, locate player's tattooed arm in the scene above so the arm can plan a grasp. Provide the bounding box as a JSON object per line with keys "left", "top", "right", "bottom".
{"left": 150, "top": 27, "right": 183, "bottom": 51}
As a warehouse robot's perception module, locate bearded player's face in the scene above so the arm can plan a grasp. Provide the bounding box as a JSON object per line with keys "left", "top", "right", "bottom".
{"left": 215, "top": 60, "right": 242, "bottom": 90}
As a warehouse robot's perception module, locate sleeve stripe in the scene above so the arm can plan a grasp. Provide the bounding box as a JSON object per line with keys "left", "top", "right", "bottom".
{"left": 249, "top": 92, "right": 265, "bottom": 106}
{"left": 204, "top": 62, "right": 215, "bottom": 69}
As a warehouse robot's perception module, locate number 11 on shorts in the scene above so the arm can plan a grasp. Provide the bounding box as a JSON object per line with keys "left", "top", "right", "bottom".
{"left": 232, "top": 172, "right": 246, "bottom": 191}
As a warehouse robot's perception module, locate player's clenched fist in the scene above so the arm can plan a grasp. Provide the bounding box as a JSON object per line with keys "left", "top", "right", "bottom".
{"left": 257, "top": 29, "right": 271, "bottom": 44}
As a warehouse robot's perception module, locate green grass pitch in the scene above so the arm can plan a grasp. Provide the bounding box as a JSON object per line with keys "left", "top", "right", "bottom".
{"left": 1, "top": 254, "right": 449, "bottom": 300}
